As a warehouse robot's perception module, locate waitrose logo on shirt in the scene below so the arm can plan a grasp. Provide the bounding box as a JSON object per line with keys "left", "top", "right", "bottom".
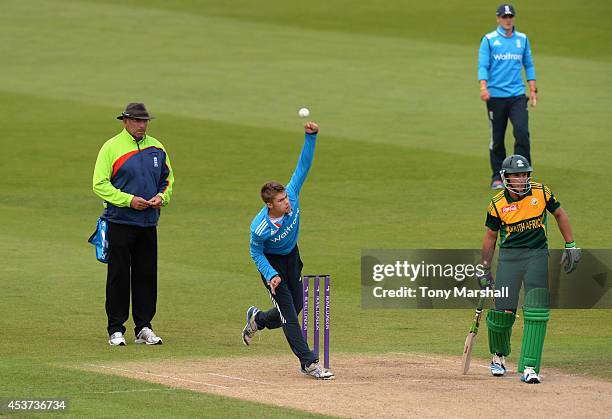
{"left": 493, "top": 53, "right": 522, "bottom": 61}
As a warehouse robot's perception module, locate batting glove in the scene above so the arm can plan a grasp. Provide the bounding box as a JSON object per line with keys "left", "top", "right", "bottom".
{"left": 476, "top": 267, "right": 494, "bottom": 290}
{"left": 560, "top": 241, "right": 581, "bottom": 274}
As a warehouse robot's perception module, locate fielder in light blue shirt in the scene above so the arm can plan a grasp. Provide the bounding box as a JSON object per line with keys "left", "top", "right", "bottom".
{"left": 241, "top": 121, "right": 335, "bottom": 380}
{"left": 478, "top": 4, "right": 538, "bottom": 190}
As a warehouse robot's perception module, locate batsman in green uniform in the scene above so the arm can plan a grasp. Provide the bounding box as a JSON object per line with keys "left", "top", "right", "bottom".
{"left": 478, "top": 155, "right": 581, "bottom": 384}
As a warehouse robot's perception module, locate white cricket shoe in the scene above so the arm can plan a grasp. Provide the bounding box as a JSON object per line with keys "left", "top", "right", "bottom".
{"left": 304, "top": 362, "right": 335, "bottom": 380}
{"left": 521, "top": 366, "right": 541, "bottom": 384}
{"left": 242, "top": 306, "right": 260, "bottom": 346}
{"left": 108, "top": 332, "right": 126, "bottom": 346}
{"left": 135, "top": 327, "right": 163, "bottom": 345}
{"left": 490, "top": 353, "right": 506, "bottom": 376}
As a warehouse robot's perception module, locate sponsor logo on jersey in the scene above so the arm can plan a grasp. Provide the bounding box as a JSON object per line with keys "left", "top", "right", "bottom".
{"left": 271, "top": 208, "right": 300, "bottom": 242}
{"left": 153, "top": 156, "right": 159, "bottom": 167}
{"left": 493, "top": 53, "right": 522, "bottom": 61}
{"left": 507, "top": 216, "right": 544, "bottom": 234}
{"left": 493, "top": 39, "right": 502, "bottom": 46}
{"left": 502, "top": 203, "right": 519, "bottom": 213}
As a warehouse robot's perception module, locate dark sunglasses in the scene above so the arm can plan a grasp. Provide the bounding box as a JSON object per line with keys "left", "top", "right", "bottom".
{"left": 501, "top": 14, "right": 515, "bottom": 19}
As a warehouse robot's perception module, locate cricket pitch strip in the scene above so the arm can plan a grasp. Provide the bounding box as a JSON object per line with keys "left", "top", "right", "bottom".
{"left": 84, "top": 353, "right": 612, "bottom": 418}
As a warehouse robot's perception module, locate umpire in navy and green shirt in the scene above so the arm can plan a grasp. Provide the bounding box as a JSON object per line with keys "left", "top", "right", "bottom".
{"left": 478, "top": 4, "right": 538, "bottom": 190}
{"left": 240, "top": 122, "right": 334, "bottom": 380}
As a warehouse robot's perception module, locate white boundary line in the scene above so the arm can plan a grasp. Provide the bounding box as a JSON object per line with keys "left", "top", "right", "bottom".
{"left": 85, "top": 364, "right": 229, "bottom": 389}
{"left": 206, "top": 373, "right": 274, "bottom": 386}
{"left": 86, "top": 364, "right": 424, "bottom": 388}
{"left": 84, "top": 353, "right": 609, "bottom": 392}
{"left": 83, "top": 388, "right": 175, "bottom": 394}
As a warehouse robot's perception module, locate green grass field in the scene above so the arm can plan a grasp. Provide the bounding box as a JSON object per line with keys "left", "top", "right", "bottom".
{"left": 1, "top": 0, "right": 611, "bottom": 416}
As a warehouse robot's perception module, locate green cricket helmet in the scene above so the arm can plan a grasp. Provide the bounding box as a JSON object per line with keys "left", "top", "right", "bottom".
{"left": 500, "top": 155, "right": 532, "bottom": 195}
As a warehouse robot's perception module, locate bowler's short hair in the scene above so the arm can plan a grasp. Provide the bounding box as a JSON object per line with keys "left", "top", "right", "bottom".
{"left": 261, "top": 181, "right": 285, "bottom": 203}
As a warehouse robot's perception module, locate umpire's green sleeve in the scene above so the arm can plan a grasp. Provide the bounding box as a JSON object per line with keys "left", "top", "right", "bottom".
{"left": 92, "top": 141, "right": 134, "bottom": 207}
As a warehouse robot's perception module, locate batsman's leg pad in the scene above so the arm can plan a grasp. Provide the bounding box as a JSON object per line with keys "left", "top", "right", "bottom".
{"left": 487, "top": 309, "right": 516, "bottom": 356}
{"left": 518, "top": 288, "right": 550, "bottom": 374}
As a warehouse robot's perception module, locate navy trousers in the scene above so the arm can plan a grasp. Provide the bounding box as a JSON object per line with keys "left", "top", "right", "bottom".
{"left": 255, "top": 246, "right": 318, "bottom": 368}
{"left": 487, "top": 95, "right": 531, "bottom": 180}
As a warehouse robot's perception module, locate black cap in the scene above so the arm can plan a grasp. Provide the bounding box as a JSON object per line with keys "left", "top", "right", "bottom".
{"left": 117, "top": 103, "right": 155, "bottom": 120}
{"left": 496, "top": 4, "right": 516, "bottom": 16}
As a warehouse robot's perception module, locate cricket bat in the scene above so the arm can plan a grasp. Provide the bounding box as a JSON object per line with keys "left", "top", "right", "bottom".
{"left": 461, "top": 296, "right": 485, "bottom": 375}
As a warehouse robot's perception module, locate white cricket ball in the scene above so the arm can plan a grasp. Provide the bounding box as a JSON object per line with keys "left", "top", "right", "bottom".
{"left": 298, "top": 107, "right": 310, "bottom": 118}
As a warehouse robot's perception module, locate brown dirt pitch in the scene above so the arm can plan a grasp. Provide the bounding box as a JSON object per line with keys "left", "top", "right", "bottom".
{"left": 84, "top": 353, "right": 612, "bottom": 418}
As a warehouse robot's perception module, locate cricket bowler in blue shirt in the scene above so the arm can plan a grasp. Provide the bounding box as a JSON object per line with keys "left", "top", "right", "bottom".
{"left": 241, "top": 121, "right": 334, "bottom": 380}
{"left": 478, "top": 4, "right": 538, "bottom": 190}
